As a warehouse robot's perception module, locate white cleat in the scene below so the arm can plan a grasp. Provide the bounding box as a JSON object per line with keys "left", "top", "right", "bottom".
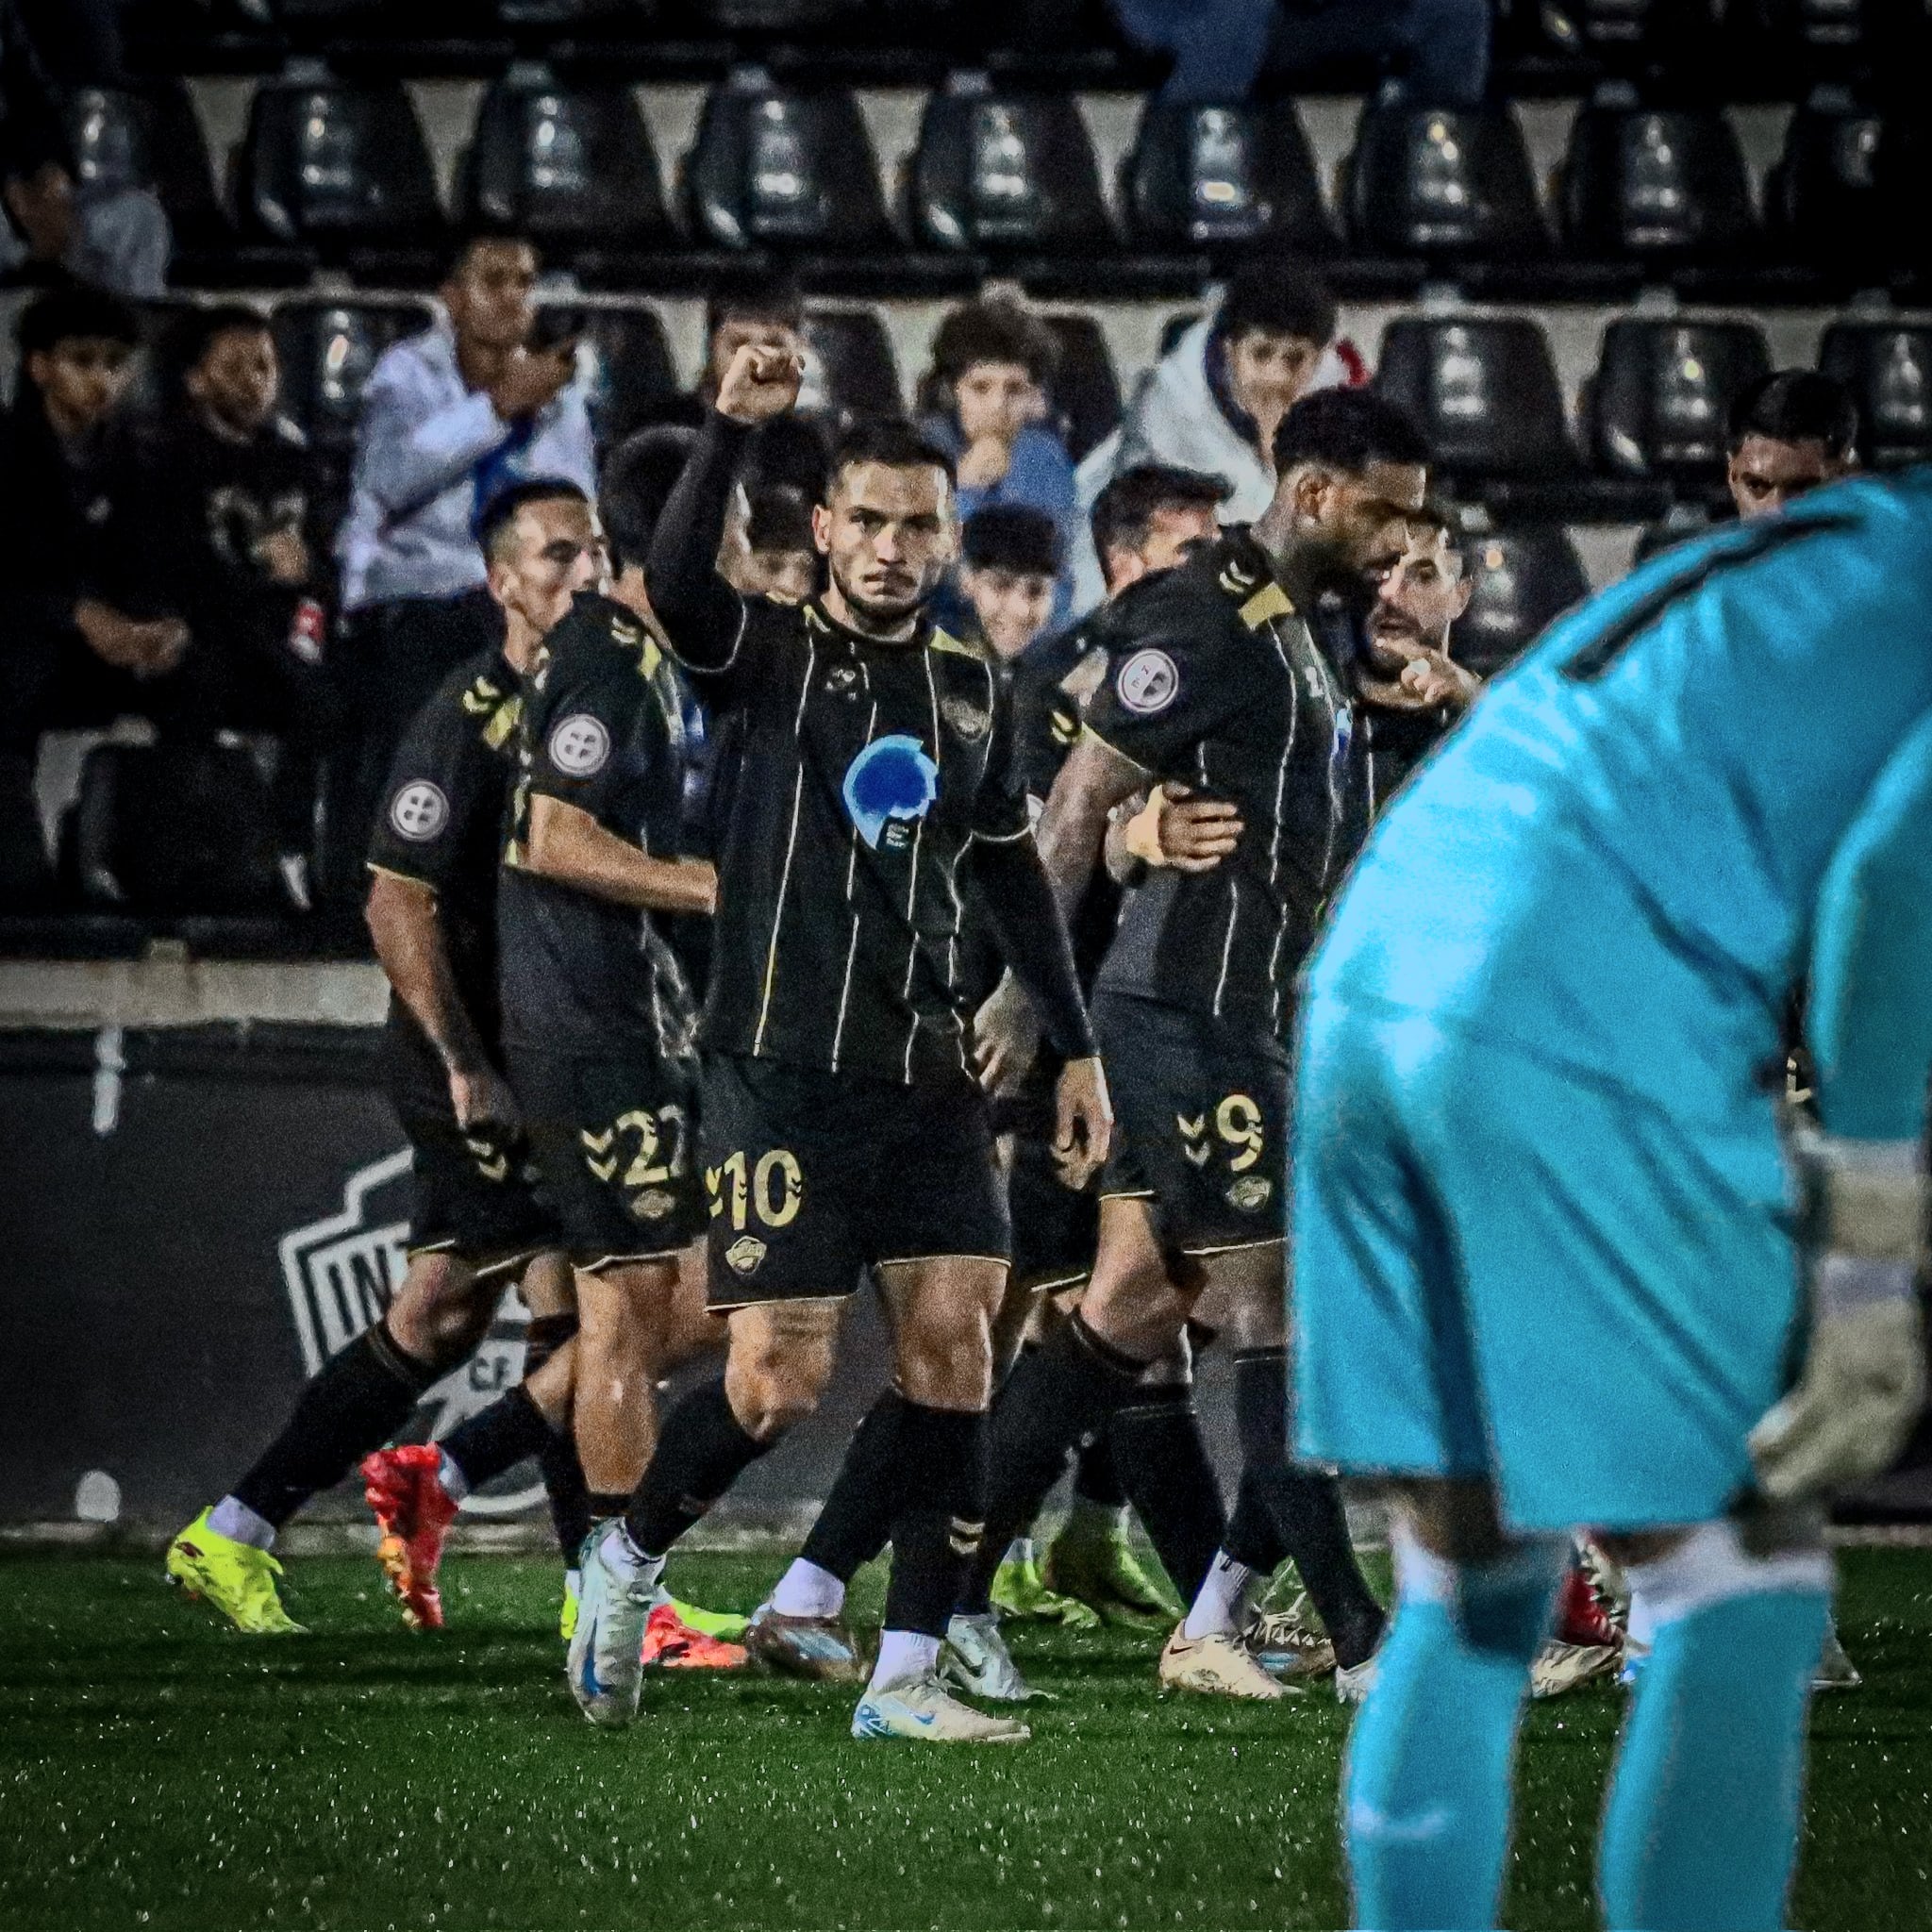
{"left": 566, "top": 1529, "right": 655, "bottom": 1728}
{"left": 1815, "top": 1623, "right": 1862, "bottom": 1691}
{"left": 1248, "top": 1595, "right": 1338, "bottom": 1682}
{"left": 1158, "top": 1624, "right": 1298, "bottom": 1702}
{"left": 851, "top": 1673, "right": 1031, "bottom": 1742}
{"left": 1531, "top": 1640, "right": 1621, "bottom": 1699}
{"left": 944, "top": 1612, "right": 1036, "bottom": 1702}
{"left": 1335, "top": 1655, "right": 1379, "bottom": 1705}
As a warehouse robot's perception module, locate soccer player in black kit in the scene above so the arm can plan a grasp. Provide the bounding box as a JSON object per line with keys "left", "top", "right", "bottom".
{"left": 568, "top": 342, "right": 1111, "bottom": 1744}
{"left": 963, "top": 390, "right": 1460, "bottom": 1706}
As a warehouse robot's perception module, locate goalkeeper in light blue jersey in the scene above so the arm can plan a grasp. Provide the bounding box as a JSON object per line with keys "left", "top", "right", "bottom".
{"left": 1291, "top": 466, "right": 1932, "bottom": 1931}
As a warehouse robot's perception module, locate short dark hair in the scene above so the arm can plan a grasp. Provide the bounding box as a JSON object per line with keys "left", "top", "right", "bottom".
{"left": 1403, "top": 498, "right": 1465, "bottom": 570}
{"left": 599, "top": 426, "right": 697, "bottom": 573}
{"left": 705, "top": 272, "right": 804, "bottom": 344}
{"left": 1090, "top": 462, "right": 1231, "bottom": 566}
{"left": 473, "top": 475, "right": 591, "bottom": 559}
{"left": 1728, "top": 369, "right": 1857, "bottom": 461}
{"left": 929, "top": 297, "right": 1058, "bottom": 389}
{"left": 441, "top": 225, "right": 536, "bottom": 284}
{"left": 827, "top": 417, "right": 957, "bottom": 493}
{"left": 1217, "top": 258, "right": 1338, "bottom": 350}
{"left": 179, "top": 302, "right": 274, "bottom": 371}
{"left": 962, "top": 504, "right": 1062, "bottom": 579}
{"left": 1274, "top": 387, "right": 1431, "bottom": 476}
{"left": 745, "top": 483, "right": 816, "bottom": 557}
{"left": 17, "top": 285, "right": 142, "bottom": 358}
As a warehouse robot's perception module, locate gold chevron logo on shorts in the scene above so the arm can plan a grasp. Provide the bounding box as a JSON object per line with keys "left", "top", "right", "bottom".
{"left": 948, "top": 1515, "right": 986, "bottom": 1557}
{"left": 1177, "top": 1113, "right": 1206, "bottom": 1138}
{"left": 579, "top": 1126, "right": 615, "bottom": 1153}
{"left": 585, "top": 1154, "right": 619, "bottom": 1182}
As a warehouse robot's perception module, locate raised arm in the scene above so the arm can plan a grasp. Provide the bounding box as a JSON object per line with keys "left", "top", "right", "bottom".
{"left": 646, "top": 343, "right": 804, "bottom": 673}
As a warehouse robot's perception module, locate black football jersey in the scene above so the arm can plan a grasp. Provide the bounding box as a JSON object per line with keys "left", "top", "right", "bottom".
{"left": 1084, "top": 528, "right": 1369, "bottom": 1036}
{"left": 365, "top": 648, "right": 524, "bottom": 1059}
{"left": 497, "top": 592, "right": 701, "bottom": 1057}
{"left": 684, "top": 594, "right": 1030, "bottom": 1089}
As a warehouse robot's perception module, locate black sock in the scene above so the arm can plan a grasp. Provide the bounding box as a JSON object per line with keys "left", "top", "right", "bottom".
{"left": 439, "top": 1383, "right": 554, "bottom": 1491}
{"left": 958, "top": 1313, "right": 1145, "bottom": 1615}
{"left": 524, "top": 1313, "right": 591, "bottom": 1565}
{"left": 586, "top": 1491, "right": 630, "bottom": 1520}
{"left": 624, "top": 1376, "right": 771, "bottom": 1557}
{"left": 1071, "top": 1425, "right": 1125, "bottom": 1510}
{"left": 232, "top": 1323, "right": 438, "bottom": 1526}
{"left": 1222, "top": 1467, "right": 1290, "bottom": 1576}
{"left": 799, "top": 1387, "right": 908, "bottom": 1583}
{"left": 1234, "top": 1347, "right": 1386, "bottom": 1669}
{"left": 882, "top": 1402, "right": 986, "bottom": 1639}
{"left": 1110, "top": 1383, "right": 1227, "bottom": 1606}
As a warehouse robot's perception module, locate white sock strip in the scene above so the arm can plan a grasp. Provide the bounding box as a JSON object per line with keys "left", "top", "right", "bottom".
{"left": 869, "top": 1630, "right": 941, "bottom": 1692}
{"left": 208, "top": 1496, "right": 275, "bottom": 1551}
{"left": 1183, "top": 1551, "right": 1261, "bottom": 1641}
{"left": 770, "top": 1557, "right": 846, "bottom": 1619}
{"left": 1623, "top": 1519, "right": 1834, "bottom": 1632}
{"left": 436, "top": 1449, "right": 471, "bottom": 1505}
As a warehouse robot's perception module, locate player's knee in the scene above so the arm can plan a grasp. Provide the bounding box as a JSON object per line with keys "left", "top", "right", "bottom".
{"left": 725, "top": 1318, "right": 834, "bottom": 1439}
{"left": 896, "top": 1309, "right": 993, "bottom": 1410}
{"left": 384, "top": 1256, "right": 492, "bottom": 1368}
{"left": 1617, "top": 1517, "right": 1832, "bottom": 1628}
{"left": 1393, "top": 1522, "right": 1567, "bottom": 1662}
{"left": 1082, "top": 1256, "right": 1186, "bottom": 1358}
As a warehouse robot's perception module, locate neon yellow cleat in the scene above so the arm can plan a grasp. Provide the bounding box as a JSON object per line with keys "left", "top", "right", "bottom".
{"left": 991, "top": 1549, "right": 1101, "bottom": 1629}
{"left": 165, "top": 1508, "right": 304, "bottom": 1634}
{"left": 560, "top": 1571, "right": 580, "bottom": 1642}
{"left": 1044, "top": 1515, "right": 1182, "bottom": 1626}
{"left": 667, "top": 1596, "right": 750, "bottom": 1643}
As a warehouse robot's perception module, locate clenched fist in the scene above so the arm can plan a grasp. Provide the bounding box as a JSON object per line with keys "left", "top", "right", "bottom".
{"left": 716, "top": 342, "right": 805, "bottom": 426}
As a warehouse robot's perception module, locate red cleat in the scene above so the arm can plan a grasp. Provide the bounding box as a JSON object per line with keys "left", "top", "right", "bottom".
{"left": 640, "top": 1601, "right": 748, "bottom": 1671}
{"left": 359, "top": 1443, "right": 460, "bottom": 1630}
{"left": 1555, "top": 1560, "right": 1623, "bottom": 1651}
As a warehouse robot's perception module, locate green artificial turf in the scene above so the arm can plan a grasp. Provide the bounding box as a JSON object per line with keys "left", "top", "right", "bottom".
{"left": 1, "top": 1545, "right": 1929, "bottom": 1931}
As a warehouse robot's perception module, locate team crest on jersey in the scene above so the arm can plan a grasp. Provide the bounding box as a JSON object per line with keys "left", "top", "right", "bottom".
{"left": 940, "top": 695, "right": 991, "bottom": 741}
{"left": 1116, "top": 648, "right": 1179, "bottom": 716}
{"left": 549, "top": 713, "right": 610, "bottom": 776}
{"left": 1225, "top": 1174, "right": 1273, "bottom": 1212}
{"left": 725, "top": 1234, "right": 767, "bottom": 1275}
{"left": 842, "top": 734, "right": 940, "bottom": 851}
{"left": 823, "top": 663, "right": 860, "bottom": 698}
{"left": 389, "top": 780, "right": 448, "bottom": 842}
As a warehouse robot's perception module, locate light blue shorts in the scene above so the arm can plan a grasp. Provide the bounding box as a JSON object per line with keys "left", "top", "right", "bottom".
{"left": 1291, "top": 998, "right": 1803, "bottom": 1534}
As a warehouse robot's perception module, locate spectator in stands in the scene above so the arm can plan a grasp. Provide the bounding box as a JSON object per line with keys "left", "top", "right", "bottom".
{"left": 1110, "top": 0, "right": 1489, "bottom": 107}
{"left": 330, "top": 228, "right": 595, "bottom": 903}
{"left": 958, "top": 505, "right": 1063, "bottom": 664}
{"left": 1726, "top": 369, "right": 1858, "bottom": 520}
{"left": 0, "top": 285, "right": 176, "bottom": 900}
{"left": 0, "top": 108, "right": 169, "bottom": 298}
{"left": 125, "top": 305, "right": 341, "bottom": 903}
{"left": 722, "top": 482, "right": 818, "bottom": 606}
{"left": 1070, "top": 258, "right": 1357, "bottom": 609}
{"left": 640, "top": 274, "right": 828, "bottom": 497}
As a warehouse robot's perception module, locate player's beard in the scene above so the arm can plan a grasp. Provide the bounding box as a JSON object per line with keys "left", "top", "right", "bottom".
{"left": 830, "top": 559, "right": 931, "bottom": 637}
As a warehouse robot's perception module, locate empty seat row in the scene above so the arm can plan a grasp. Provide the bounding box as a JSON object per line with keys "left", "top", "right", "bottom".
{"left": 75, "top": 71, "right": 1932, "bottom": 295}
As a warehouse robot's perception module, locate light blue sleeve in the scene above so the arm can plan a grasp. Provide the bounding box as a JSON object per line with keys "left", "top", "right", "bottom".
{"left": 1808, "top": 705, "right": 1932, "bottom": 1143}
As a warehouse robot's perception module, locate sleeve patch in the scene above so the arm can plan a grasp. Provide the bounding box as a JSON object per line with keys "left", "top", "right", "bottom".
{"left": 387, "top": 780, "right": 449, "bottom": 842}
{"left": 1115, "top": 647, "right": 1180, "bottom": 717}
{"left": 548, "top": 713, "right": 611, "bottom": 776}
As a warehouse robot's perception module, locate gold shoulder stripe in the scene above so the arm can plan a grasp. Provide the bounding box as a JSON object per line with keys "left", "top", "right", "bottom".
{"left": 482, "top": 694, "right": 522, "bottom": 749}
{"left": 1239, "top": 582, "right": 1294, "bottom": 629}
{"left": 928, "top": 627, "right": 986, "bottom": 661}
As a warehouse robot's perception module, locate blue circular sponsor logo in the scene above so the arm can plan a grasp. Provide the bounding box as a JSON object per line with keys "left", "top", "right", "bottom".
{"left": 842, "top": 734, "right": 939, "bottom": 850}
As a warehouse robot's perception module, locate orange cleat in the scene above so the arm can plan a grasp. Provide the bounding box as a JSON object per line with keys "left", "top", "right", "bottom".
{"left": 640, "top": 1601, "right": 748, "bottom": 1671}
{"left": 359, "top": 1443, "right": 460, "bottom": 1630}
{"left": 1555, "top": 1560, "right": 1623, "bottom": 1651}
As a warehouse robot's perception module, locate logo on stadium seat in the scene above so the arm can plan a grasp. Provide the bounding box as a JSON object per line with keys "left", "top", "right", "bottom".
{"left": 842, "top": 734, "right": 940, "bottom": 852}
{"left": 389, "top": 780, "right": 449, "bottom": 842}
{"left": 725, "top": 1234, "right": 767, "bottom": 1275}
{"left": 278, "top": 1152, "right": 541, "bottom": 1515}
{"left": 1116, "top": 648, "right": 1179, "bottom": 716}
{"left": 549, "top": 713, "right": 611, "bottom": 776}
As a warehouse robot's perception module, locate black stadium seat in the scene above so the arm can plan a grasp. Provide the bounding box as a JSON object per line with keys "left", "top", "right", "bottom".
{"left": 1455, "top": 525, "right": 1591, "bottom": 678}
{"left": 1121, "top": 100, "right": 1334, "bottom": 259}
{"left": 1374, "top": 319, "right": 1574, "bottom": 478}
{"left": 1559, "top": 93, "right": 1757, "bottom": 273}
{"left": 272, "top": 300, "right": 434, "bottom": 451}
{"left": 235, "top": 76, "right": 445, "bottom": 282}
{"left": 1588, "top": 319, "right": 1771, "bottom": 482}
{"left": 910, "top": 76, "right": 1113, "bottom": 262}
{"left": 1041, "top": 313, "right": 1122, "bottom": 462}
{"left": 65, "top": 79, "right": 233, "bottom": 282}
{"left": 1817, "top": 323, "right": 1932, "bottom": 468}
{"left": 460, "top": 72, "right": 671, "bottom": 278}
{"left": 801, "top": 308, "right": 904, "bottom": 424}
{"left": 1765, "top": 91, "right": 1887, "bottom": 280}
{"left": 564, "top": 306, "right": 679, "bottom": 446}
{"left": 685, "top": 73, "right": 893, "bottom": 258}
{"left": 1345, "top": 102, "right": 1547, "bottom": 274}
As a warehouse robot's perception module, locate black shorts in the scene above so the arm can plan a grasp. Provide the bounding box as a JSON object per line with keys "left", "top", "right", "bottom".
{"left": 1092, "top": 990, "right": 1290, "bottom": 1258}
{"left": 1008, "top": 1125, "right": 1099, "bottom": 1291}
{"left": 702, "top": 1054, "right": 1010, "bottom": 1308}
{"left": 507, "top": 1040, "right": 707, "bottom": 1270}
{"left": 387, "top": 1035, "right": 558, "bottom": 1277}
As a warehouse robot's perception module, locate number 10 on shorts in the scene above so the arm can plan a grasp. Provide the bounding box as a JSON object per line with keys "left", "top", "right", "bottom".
{"left": 708, "top": 1148, "right": 804, "bottom": 1231}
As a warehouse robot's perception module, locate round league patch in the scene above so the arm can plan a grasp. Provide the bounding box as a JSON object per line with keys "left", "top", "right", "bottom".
{"left": 388, "top": 780, "right": 448, "bottom": 842}
{"left": 1116, "top": 647, "right": 1179, "bottom": 717}
{"left": 548, "top": 713, "right": 611, "bottom": 776}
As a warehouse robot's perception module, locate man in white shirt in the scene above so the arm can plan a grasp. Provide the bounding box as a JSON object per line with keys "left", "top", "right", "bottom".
{"left": 326, "top": 228, "right": 596, "bottom": 907}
